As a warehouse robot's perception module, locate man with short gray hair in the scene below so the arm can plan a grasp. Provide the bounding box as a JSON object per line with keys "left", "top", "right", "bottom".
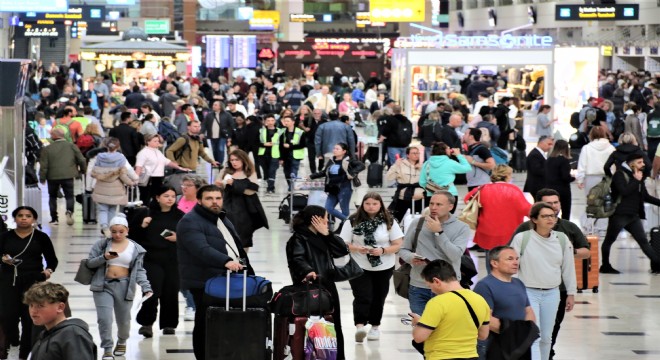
{"left": 399, "top": 191, "right": 471, "bottom": 315}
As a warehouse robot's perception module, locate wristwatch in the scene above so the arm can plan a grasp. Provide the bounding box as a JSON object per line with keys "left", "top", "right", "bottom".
{"left": 434, "top": 231, "right": 444, "bottom": 237}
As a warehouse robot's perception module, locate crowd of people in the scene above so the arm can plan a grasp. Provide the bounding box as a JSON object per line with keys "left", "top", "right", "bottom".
{"left": 4, "top": 61, "right": 660, "bottom": 360}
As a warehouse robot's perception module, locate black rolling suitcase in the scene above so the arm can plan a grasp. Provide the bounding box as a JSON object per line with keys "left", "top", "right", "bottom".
{"left": 510, "top": 149, "right": 527, "bottom": 173}
{"left": 651, "top": 223, "right": 660, "bottom": 272}
{"left": 206, "top": 270, "right": 272, "bottom": 360}
{"left": 367, "top": 143, "right": 383, "bottom": 187}
{"left": 81, "top": 179, "right": 97, "bottom": 224}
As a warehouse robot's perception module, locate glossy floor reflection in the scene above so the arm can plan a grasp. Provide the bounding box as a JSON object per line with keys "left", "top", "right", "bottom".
{"left": 11, "top": 166, "right": 660, "bottom": 360}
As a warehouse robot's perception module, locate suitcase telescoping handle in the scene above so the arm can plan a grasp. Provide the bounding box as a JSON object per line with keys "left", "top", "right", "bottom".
{"left": 225, "top": 269, "right": 248, "bottom": 311}
{"left": 412, "top": 196, "right": 425, "bottom": 215}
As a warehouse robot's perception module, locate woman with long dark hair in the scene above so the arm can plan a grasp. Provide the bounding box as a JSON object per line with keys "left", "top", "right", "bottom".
{"left": 0, "top": 206, "right": 58, "bottom": 360}
{"left": 545, "top": 140, "right": 575, "bottom": 220}
{"left": 215, "top": 149, "right": 269, "bottom": 252}
{"left": 339, "top": 192, "right": 403, "bottom": 342}
{"left": 286, "top": 205, "right": 350, "bottom": 359}
{"left": 133, "top": 186, "right": 185, "bottom": 338}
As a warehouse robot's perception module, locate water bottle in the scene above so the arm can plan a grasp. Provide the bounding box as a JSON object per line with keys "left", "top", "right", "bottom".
{"left": 603, "top": 193, "right": 613, "bottom": 213}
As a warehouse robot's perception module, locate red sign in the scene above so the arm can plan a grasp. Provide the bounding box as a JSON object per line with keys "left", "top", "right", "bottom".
{"left": 258, "top": 48, "right": 275, "bottom": 59}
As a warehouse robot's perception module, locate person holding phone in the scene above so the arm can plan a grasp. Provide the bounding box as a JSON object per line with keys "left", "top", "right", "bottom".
{"left": 129, "top": 186, "right": 185, "bottom": 338}
{"left": 339, "top": 192, "right": 404, "bottom": 342}
{"left": 0, "top": 206, "right": 58, "bottom": 360}
{"left": 86, "top": 214, "right": 152, "bottom": 360}
{"left": 286, "top": 205, "right": 350, "bottom": 359}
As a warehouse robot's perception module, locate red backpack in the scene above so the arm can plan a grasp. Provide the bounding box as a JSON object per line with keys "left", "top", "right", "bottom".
{"left": 76, "top": 134, "right": 96, "bottom": 154}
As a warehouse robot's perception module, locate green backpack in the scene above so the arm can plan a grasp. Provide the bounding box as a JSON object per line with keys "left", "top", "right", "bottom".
{"left": 51, "top": 120, "right": 73, "bottom": 143}
{"left": 585, "top": 173, "right": 628, "bottom": 218}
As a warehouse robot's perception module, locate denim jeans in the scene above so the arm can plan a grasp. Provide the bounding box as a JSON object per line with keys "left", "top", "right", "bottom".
{"left": 181, "top": 289, "right": 196, "bottom": 309}
{"left": 408, "top": 285, "right": 435, "bottom": 315}
{"left": 211, "top": 137, "right": 228, "bottom": 165}
{"left": 47, "top": 178, "right": 75, "bottom": 221}
{"left": 97, "top": 203, "right": 118, "bottom": 228}
{"left": 424, "top": 147, "right": 432, "bottom": 163}
{"left": 259, "top": 156, "right": 280, "bottom": 192}
{"left": 325, "top": 182, "right": 352, "bottom": 221}
{"left": 526, "top": 287, "right": 560, "bottom": 360}
{"left": 283, "top": 157, "right": 301, "bottom": 182}
{"left": 387, "top": 147, "right": 407, "bottom": 166}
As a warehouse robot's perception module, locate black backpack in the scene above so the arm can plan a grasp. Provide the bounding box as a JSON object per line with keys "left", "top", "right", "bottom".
{"left": 612, "top": 115, "right": 626, "bottom": 142}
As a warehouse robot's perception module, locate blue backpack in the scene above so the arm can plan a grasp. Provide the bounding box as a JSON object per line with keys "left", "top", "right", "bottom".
{"left": 204, "top": 271, "right": 273, "bottom": 309}
{"left": 158, "top": 120, "right": 180, "bottom": 146}
{"left": 490, "top": 146, "right": 509, "bottom": 165}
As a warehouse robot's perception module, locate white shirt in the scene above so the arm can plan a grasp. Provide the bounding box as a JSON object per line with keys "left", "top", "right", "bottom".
{"left": 534, "top": 146, "right": 547, "bottom": 160}
{"left": 339, "top": 220, "right": 404, "bottom": 271}
{"left": 136, "top": 147, "right": 171, "bottom": 177}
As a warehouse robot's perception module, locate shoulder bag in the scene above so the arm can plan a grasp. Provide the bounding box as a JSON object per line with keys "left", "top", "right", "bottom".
{"left": 393, "top": 218, "right": 426, "bottom": 299}
{"left": 458, "top": 185, "right": 484, "bottom": 230}
{"left": 331, "top": 254, "right": 364, "bottom": 282}
{"left": 424, "top": 164, "right": 450, "bottom": 194}
{"left": 74, "top": 259, "right": 94, "bottom": 285}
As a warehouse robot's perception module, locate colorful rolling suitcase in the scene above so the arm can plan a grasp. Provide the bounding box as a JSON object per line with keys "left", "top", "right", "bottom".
{"left": 206, "top": 270, "right": 272, "bottom": 360}
{"left": 274, "top": 315, "right": 334, "bottom": 360}
{"left": 575, "top": 234, "right": 599, "bottom": 293}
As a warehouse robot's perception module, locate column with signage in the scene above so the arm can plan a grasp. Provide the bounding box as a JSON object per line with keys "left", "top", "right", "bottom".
{"left": 277, "top": 0, "right": 304, "bottom": 42}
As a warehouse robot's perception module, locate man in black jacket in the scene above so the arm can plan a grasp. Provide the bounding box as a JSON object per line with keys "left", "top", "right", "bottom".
{"left": 523, "top": 135, "right": 554, "bottom": 199}
{"left": 124, "top": 85, "right": 145, "bottom": 110}
{"left": 176, "top": 185, "right": 252, "bottom": 360}
{"left": 601, "top": 153, "right": 660, "bottom": 274}
{"left": 108, "top": 112, "right": 140, "bottom": 166}
{"left": 379, "top": 105, "right": 413, "bottom": 166}
{"left": 202, "top": 100, "right": 235, "bottom": 168}
{"left": 493, "top": 97, "right": 512, "bottom": 133}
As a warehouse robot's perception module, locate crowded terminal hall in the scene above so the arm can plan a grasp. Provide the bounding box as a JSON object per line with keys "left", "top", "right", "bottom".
{"left": 1, "top": 1, "right": 660, "bottom": 359}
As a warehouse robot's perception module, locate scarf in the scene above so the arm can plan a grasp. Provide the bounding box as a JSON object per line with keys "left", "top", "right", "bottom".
{"left": 353, "top": 214, "right": 385, "bottom": 267}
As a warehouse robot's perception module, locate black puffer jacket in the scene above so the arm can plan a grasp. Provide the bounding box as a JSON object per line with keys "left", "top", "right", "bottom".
{"left": 611, "top": 165, "right": 660, "bottom": 219}
{"left": 603, "top": 143, "right": 651, "bottom": 177}
{"left": 285, "top": 227, "right": 349, "bottom": 283}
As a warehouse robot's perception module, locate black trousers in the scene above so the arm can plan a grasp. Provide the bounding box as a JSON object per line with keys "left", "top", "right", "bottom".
{"left": 136, "top": 250, "right": 180, "bottom": 329}
{"left": 602, "top": 214, "right": 660, "bottom": 266}
{"left": 47, "top": 178, "right": 74, "bottom": 221}
{"left": 550, "top": 290, "right": 568, "bottom": 359}
{"left": 349, "top": 267, "right": 394, "bottom": 326}
{"left": 190, "top": 288, "right": 208, "bottom": 360}
{"left": 0, "top": 274, "right": 41, "bottom": 359}
{"left": 138, "top": 176, "right": 164, "bottom": 205}
{"left": 307, "top": 145, "right": 323, "bottom": 173}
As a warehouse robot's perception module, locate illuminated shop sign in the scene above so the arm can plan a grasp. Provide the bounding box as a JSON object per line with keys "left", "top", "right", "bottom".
{"left": 290, "top": 14, "right": 316, "bottom": 23}
{"left": 23, "top": 5, "right": 106, "bottom": 22}
{"left": 555, "top": 4, "right": 639, "bottom": 21}
{"left": 394, "top": 33, "right": 553, "bottom": 49}
{"left": 19, "top": 23, "right": 64, "bottom": 37}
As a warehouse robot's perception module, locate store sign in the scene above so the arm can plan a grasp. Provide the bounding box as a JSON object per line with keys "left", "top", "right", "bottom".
{"left": 19, "top": 23, "right": 63, "bottom": 37}
{"left": 0, "top": 0, "right": 68, "bottom": 13}
{"left": 79, "top": 52, "right": 186, "bottom": 62}
{"left": 370, "top": 0, "right": 425, "bottom": 22}
{"left": 555, "top": 4, "right": 639, "bottom": 21}
{"left": 394, "top": 33, "right": 553, "bottom": 49}
{"left": 290, "top": 14, "right": 316, "bottom": 23}
{"left": 250, "top": 10, "right": 280, "bottom": 30}
{"left": 258, "top": 48, "right": 275, "bottom": 59}
{"left": 145, "top": 19, "right": 170, "bottom": 35}
{"left": 356, "top": 12, "right": 370, "bottom": 27}
{"left": 601, "top": 46, "right": 613, "bottom": 57}
{"left": 279, "top": 42, "right": 385, "bottom": 61}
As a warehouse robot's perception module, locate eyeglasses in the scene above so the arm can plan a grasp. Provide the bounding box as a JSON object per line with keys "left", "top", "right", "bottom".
{"left": 538, "top": 214, "right": 557, "bottom": 220}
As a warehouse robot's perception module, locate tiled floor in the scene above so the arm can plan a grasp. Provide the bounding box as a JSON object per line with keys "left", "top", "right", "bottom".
{"left": 10, "top": 160, "right": 660, "bottom": 359}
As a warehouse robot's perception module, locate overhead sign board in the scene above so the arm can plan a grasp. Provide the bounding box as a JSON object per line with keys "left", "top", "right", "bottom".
{"left": 290, "top": 14, "right": 316, "bottom": 23}
{"left": 144, "top": 19, "right": 170, "bottom": 34}
{"left": 369, "top": 0, "right": 425, "bottom": 22}
{"left": 0, "top": 0, "right": 68, "bottom": 13}
{"left": 17, "top": 23, "right": 64, "bottom": 37}
{"left": 23, "top": 5, "right": 106, "bottom": 22}
{"left": 555, "top": 4, "right": 639, "bottom": 21}
{"left": 206, "top": 35, "right": 231, "bottom": 68}
{"left": 250, "top": 10, "right": 280, "bottom": 30}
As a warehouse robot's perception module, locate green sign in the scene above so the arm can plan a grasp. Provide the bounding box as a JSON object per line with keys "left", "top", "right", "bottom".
{"left": 144, "top": 19, "right": 170, "bottom": 35}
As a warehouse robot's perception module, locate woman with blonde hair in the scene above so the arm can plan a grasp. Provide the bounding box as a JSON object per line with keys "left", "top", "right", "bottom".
{"left": 91, "top": 137, "right": 139, "bottom": 237}
{"left": 464, "top": 164, "right": 530, "bottom": 272}
{"left": 215, "top": 149, "right": 268, "bottom": 251}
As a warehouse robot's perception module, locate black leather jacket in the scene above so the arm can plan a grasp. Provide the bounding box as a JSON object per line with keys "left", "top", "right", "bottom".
{"left": 285, "top": 226, "right": 349, "bottom": 283}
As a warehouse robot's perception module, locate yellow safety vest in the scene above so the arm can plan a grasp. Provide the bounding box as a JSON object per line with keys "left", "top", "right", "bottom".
{"left": 286, "top": 128, "right": 305, "bottom": 160}
{"left": 258, "top": 127, "right": 282, "bottom": 158}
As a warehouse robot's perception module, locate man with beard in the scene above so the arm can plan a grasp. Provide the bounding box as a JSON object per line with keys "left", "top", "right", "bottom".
{"left": 176, "top": 185, "right": 253, "bottom": 360}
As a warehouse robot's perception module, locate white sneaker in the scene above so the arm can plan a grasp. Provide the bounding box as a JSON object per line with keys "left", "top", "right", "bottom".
{"left": 367, "top": 328, "right": 380, "bottom": 340}
{"left": 184, "top": 307, "right": 195, "bottom": 321}
{"left": 355, "top": 326, "right": 367, "bottom": 343}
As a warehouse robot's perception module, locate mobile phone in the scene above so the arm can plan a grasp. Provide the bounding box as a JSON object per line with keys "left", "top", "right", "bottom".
{"left": 160, "top": 229, "right": 174, "bottom": 237}
{"left": 413, "top": 254, "right": 427, "bottom": 260}
{"left": 400, "top": 316, "right": 413, "bottom": 326}
{"left": 109, "top": 251, "right": 119, "bottom": 257}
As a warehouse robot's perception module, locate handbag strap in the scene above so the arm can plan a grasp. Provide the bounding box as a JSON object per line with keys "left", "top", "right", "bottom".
{"left": 451, "top": 290, "right": 479, "bottom": 329}
{"left": 412, "top": 218, "right": 425, "bottom": 252}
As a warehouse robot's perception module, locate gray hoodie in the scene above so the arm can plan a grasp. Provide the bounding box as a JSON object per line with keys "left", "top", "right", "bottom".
{"left": 399, "top": 214, "right": 471, "bottom": 288}
{"left": 30, "top": 318, "right": 97, "bottom": 360}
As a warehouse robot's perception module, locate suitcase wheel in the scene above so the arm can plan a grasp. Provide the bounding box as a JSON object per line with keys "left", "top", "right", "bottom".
{"left": 592, "top": 286, "right": 599, "bottom": 293}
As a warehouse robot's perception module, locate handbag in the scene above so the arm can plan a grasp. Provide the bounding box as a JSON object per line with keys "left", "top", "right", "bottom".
{"left": 331, "top": 254, "right": 364, "bottom": 282}
{"left": 424, "top": 165, "right": 450, "bottom": 193}
{"left": 74, "top": 259, "right": 94, "bottom": 285}
{"left": 269, "top": 281, "right": 334, "bottom": 317}
{"left": 137, "top": 171, "right": 151, "bottom": 187}
{"left": 393, "top": 218, "right": 425, "bottom": 299}
{"left": 351, "top": 176, "right": 362, "bottom": 188}
{"left": 458, "top": 185, "right": 484, "bottom": 230}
